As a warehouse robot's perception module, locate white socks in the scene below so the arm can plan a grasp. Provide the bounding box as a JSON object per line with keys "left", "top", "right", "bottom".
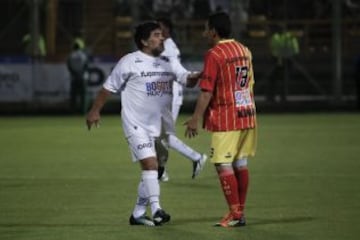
{"left": 142, "top": 170, "right": 161, "bottom": 215}
{"left": 132, "top": 181, "right": 148, "bottom": 218}
{"left": 168, "top": 134, "right": 201, "bottom": 162}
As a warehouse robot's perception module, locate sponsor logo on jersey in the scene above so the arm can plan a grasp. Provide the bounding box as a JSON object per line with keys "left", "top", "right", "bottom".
{"left": 237, "top": 108, "right": 255, "bottom": 118}
{"left": 145, "top": 81, "right": 172, "bottom": 97}
{"left": 140, "top": 71, "right": 174, "bottom": 78}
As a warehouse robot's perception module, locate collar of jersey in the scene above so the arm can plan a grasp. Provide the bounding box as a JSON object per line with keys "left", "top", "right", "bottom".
{"left": 218, "top": 39, "right": 235, "bottom": 44}
{"left": 137, "top": 50, "right": 158, "bottom": 60}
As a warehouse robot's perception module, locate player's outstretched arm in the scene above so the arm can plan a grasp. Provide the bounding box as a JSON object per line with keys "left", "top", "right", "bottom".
{"left": 86, "top": 87, "right": 111, "bottom": 130}
{"left": 185, "top": 71, "right": 202, "bottom": 88}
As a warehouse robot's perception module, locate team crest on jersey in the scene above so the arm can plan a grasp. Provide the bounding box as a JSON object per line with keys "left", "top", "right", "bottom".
{"left": 153, "top": 61, "right": 161, "bottom": 68}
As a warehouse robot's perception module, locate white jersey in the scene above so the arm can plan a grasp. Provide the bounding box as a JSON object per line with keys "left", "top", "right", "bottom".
{"left": 162, "top": 38, "right": 183, "bottom": 106}
{"left": 103, "top": 50, "right": 189, "bottom": 138}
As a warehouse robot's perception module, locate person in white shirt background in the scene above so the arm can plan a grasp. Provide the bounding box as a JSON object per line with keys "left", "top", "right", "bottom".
{"left": 156, "top": 17, "right": 207, "bottom": 182}
{"left": 86, "top": 21, "right": 201, "bottom": 226}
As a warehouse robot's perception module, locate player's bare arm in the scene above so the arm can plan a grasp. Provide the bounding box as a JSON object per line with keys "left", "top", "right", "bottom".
{"left": 86, "top": 88, "right": 111, "bottom": 130}
{"left": 184, "top": 90, "right": 212, "bottom": 138}
{"left": 185, "top": 71, "right": 202, "bottom": 87}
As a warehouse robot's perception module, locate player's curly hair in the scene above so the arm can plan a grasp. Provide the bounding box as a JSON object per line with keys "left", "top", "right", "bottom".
{"left": 208, "top": 12, "right": 231, "bottom": 38}
{"left": 156, "top": 17, "right": 173, "bottom": 33}
{"left": 134, "top": 21, "right": 161, "bottom": 50}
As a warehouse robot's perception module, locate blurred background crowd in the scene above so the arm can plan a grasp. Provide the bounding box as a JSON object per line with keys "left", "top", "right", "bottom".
{"left": 0, "top": 0, "right": 359, "bottom": 113}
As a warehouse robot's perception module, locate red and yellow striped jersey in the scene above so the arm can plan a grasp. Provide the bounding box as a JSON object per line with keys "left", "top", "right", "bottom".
{"left": 199, "top": 39, "right": 256, "bottom": 131}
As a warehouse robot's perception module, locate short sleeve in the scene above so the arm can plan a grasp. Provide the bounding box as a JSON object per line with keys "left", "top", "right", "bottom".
{"left": 199, "top": 51, "right": 218, "bottom": 92}
{"left": 103, "top": 57, "right": 131, "bottom": 93}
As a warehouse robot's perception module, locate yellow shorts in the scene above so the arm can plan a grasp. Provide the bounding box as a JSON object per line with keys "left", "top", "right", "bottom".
{"left": 210, "top": 128, "right": 257, "bottom": 164}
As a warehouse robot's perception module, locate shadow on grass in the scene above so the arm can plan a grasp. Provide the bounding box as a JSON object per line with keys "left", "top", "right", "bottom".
{"left": 0, "top": 216, "right": 315, "bottom": 235}
{"left": 170, "top": 215, "right": 315, "bottom": 226}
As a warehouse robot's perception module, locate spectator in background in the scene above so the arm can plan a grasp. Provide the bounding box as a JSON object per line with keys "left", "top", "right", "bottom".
{"left": 67, "top": 40, "right": 89, "bottom": 114}
{"left": 267, "top": 24, "right": 299, "bottom": 103}
{"left": 22, "top": 33, "right": 47, "bottom": 59}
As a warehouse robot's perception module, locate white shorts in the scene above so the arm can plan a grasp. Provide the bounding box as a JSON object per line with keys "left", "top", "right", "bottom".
{"left": 161, "top": 108, "right": 176, "bottom": 135}
{"left": 126, "top": 133, "right": 156, "bottom": 162}
{"left": 171, "top": 103, "right": 181, "bottom": 122}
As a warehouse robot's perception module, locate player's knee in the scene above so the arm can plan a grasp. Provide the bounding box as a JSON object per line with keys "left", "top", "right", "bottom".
{"left": 140, "top": 157, "right": 158, "bottom": 170}
{"left": 233, "top": 158, "right": 248, "bottom": 168}
{"left": 214, "top": 163, "right": 232, "bottom": 172}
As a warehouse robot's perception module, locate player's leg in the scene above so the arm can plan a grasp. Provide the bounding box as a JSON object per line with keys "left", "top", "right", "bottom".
{"left": 127, "top": 134, "right": 170, "bottom": 226}
{"left": 167, "top": 134, "right": 207, "bottom": 178}
{"left": 168, "top": 134, "right": 201, "bottom": 161}
{"left": 233, "top": 159, "right": 249, "bottom": 213}
{"left": 233, "top": 128, "right": 257, "bottom": 224}
{"left": 155, "top": 135, "right": 169, "bottom": 181}
{"left": 129, "top": 181, "right": 154, "bottom": 226}
{"left": 162, "top": 107, "right": 207, "bottom": 179}
{"left": 140, "top": 158, "right": 170, "bottom": 225}
{"left": 170, "top": 100, "right": 207, "bottom": 177}
{"left": 211, "top": 131, "right": 243, "bottom": 227}
{"left": 132, "top": 181, "right": 148, "bottom": 218}
{"left": 157, "top": 117, "right": 170, "bottom": 182}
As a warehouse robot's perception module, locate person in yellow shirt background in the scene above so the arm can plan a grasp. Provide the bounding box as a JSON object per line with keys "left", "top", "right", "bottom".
{"left": 267, "top": 24, "right": 299, "bottom": 103}
{"left": 22, "top": 33, "right": 47, "bottom": 59}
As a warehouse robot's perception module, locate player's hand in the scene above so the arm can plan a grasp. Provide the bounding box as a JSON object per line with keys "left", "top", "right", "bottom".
{"left": 86, "top": 110, "right": 100, "bottom": 131}
{"left": 184, "top": 117, "right": 198, "bottom": 138}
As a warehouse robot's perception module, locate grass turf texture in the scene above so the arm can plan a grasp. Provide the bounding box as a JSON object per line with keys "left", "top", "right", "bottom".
{"left": 0, "top": 113, "right": 359, "bottom": 240}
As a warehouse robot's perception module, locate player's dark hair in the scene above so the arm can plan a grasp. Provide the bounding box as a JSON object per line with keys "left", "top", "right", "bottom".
{"left": 134, "top": 21, "right": 161, "bottom": 49}
{"left": 208, "top": 12, "right": 231, "bottom": 38}
{"left": 156, "top": 17, "right": 173, "bottom": 33}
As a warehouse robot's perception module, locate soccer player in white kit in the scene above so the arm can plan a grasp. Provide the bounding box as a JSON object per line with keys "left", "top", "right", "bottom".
{"left": 86, "top": 21, "right": 201, "bottom": 226}
{"left": 156, "top": 17, "right": 207, "bottom": 182}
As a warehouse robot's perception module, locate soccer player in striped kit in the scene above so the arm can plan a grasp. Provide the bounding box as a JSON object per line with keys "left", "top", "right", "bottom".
{"left": 184, "top": 12, "right": 257, "bottom": 227}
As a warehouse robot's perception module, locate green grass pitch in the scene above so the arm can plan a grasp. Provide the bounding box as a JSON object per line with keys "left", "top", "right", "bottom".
{"left": 0, "top": 113, "right": 360, "bottom": 240}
